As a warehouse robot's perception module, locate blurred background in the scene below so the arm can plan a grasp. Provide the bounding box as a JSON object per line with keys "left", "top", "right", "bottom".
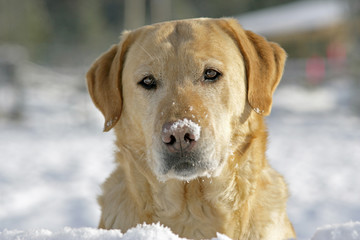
{"left": 0, "top": 0, "right": 359, "bottom": 239}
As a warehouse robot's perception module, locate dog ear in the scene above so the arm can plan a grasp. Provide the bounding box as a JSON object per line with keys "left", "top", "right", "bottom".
{"left": 86, "top": 31, "right": 132, "bottom": 131}
{"left": 221, "top": 18, "right": 287, "bottom": 116}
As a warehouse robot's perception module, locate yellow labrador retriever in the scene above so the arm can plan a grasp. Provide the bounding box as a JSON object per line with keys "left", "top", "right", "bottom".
{"left": 87, "top": 18, "right": 295, "bottom": 240}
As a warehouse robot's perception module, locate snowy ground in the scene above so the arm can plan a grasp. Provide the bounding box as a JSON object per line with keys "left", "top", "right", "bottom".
{"left": 0, "top": 63, "right": 359, "bottom": 239}
{"left": 0, "top": 223, "right": 233, "bottom": 240}
{"left": 2, "top": 222, "right": 360, "bottom": 240}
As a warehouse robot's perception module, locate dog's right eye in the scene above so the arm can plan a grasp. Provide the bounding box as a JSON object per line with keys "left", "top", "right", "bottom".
{"left": 204, "top": 69, "right": 221, "bottom": 82}
{"left": 138, "top": 75, "right": 157, "bottom": 90}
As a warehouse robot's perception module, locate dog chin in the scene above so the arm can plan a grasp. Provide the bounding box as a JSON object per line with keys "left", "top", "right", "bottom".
{"left": 155, "top": 159, "right": 224, "bottom": 182}
{"left": 157, "top": 168, "right": 211, "bottom": 182}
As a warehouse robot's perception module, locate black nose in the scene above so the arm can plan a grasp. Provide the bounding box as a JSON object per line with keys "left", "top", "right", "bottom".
{"left": 161, "top": 120, "right": 199, "bottom": 153}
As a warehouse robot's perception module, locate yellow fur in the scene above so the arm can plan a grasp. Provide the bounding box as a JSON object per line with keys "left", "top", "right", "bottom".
{"left": 87, "top": 18, "right": 295, "bottom": 240}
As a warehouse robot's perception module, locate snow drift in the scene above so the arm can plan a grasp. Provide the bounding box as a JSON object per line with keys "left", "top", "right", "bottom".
{"left": 1, "top": 222, "right": 360, "bottom": 240}
{"left": 311, "top": 222, "right": 360, "bottom": 240}
{"left": 0, "top": 223, "right": 231, "bottom": 240}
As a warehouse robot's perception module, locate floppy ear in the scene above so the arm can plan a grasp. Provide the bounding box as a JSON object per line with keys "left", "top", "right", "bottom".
{"left": 221, "top": 18, "right": 287, "bottom": 116}
{"left": 86, "top": 32, "right": 132, "bottom": 131}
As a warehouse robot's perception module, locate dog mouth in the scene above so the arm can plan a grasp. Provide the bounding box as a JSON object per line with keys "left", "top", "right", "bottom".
{"left": 164, "top": 152, "right": 199, "bottom": 172}
{"left": 159, "top": 150, "right": 216, "bottom": 181}
{"left": 174, "top": 161, "right": 195, "bottom": 171}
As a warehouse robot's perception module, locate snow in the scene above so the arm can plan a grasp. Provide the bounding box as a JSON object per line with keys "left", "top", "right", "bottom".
{"left": 0, "top": 63, "right": 360, "bottom": 239}
{"left": 0, "top": 227, "right": 123, "bottom": 240}
{"left": 311, "top": 222, "right": 360, "bottom": 240}
{"left": 2, "top": 223, "right": 360, "bottom": 240}
{"left": 1, "top": 222, "right": 360, "bottom": 240}
{"left": 253, "top": 107, "right": 265, "bottom": 114}
{"left": 267, "top": 79, "right": 360, "bottom": 239}
{"left": 165, "top": 118, "right": 201, "bottom": 141}
{"left": 273, "top": 85, "right": 337, "bottom": 113}
{"left": 0, "top": 223, "right": 232, "bottom": 240}
{"left": 236, "top": 0, "right": 346, "bottom": 37}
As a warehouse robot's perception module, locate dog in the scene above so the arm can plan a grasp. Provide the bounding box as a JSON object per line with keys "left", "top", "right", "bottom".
{"left": 86, "top": 18, "right": 295, "bottom": 240}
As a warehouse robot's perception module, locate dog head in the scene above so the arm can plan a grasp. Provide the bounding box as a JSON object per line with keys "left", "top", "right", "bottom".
{"left": 87, "top": 18, "right": 286, "bottom": 181}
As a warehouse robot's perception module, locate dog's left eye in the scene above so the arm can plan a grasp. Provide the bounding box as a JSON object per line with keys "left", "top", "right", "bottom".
{"left": 204, "top": 69, "right": 221, "bottom": 82}
{"left": 138, "top": 75, "right": 157, "bottom": 90}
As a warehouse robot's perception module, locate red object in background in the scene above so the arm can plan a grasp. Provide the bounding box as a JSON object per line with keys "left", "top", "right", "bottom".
{"left": 306, "top": 55, "right": 326, "bottom": 85}
{"left": 327, "top": 41, "right": 347, "bottom": 71}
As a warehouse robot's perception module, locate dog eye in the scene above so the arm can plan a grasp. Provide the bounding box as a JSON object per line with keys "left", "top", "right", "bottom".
{"left": 138, "top": 75, "right": 157, "bottom": 90}
{"left": 204, "top": 69, "right": 221, "bottom": 82}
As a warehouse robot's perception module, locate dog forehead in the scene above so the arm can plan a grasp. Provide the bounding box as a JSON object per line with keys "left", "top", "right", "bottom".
{"left": 126, "top": 19, "right": 240, "bottom": 68}
{"left": 141, "top": 20, "right": 233, "bottom": 51}
{"left": 136, "top": 18, "right": 213, "bottom": 42}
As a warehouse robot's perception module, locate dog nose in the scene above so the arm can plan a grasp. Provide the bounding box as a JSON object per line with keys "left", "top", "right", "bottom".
{"left": 161, "top": 120, "right": 199, "bottom": 153}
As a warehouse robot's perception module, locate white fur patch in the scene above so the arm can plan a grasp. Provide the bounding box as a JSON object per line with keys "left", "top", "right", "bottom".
{"left": 253, "top": 108, "right": 264, "bottom": 114}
